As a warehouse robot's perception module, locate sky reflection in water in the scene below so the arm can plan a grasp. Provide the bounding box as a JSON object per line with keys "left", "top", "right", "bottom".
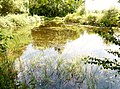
{"left": 21, "top": 31, "right": 119, "bottom": 60}
{"left": 17, "top": 30, "right": 120, "bottom": 89}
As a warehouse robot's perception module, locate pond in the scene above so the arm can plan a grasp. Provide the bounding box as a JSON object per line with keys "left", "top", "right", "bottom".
{"left": 15, "top": 25, "right": 120, "bottom": 89}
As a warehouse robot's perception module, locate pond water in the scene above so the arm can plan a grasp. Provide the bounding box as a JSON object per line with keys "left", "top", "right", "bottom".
{"left": 16, "top": 26, "right": 120, "bottom": 89}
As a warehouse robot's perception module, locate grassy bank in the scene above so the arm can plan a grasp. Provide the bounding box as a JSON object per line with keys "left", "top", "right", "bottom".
{"left": 0, "top": 13, "right": 43, "bottom": 88}
{"left": 64, "top": 8, "right": 120, "bottom": 28}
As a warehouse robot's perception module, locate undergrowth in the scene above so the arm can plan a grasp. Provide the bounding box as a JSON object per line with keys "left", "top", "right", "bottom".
{"left": 0, "top": 14, "right": 42, "bottom": 29}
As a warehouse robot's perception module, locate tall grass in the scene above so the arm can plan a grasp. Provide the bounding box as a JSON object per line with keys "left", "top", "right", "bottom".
{"left": 0, "top": 29, "right": 17, "bottom": 89}
{"left": 0, "top": 12, "right": 44, "bottom": 88}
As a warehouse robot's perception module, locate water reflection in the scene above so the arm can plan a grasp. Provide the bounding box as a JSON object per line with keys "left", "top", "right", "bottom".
{"left": 30, "top": 30, "right": 120, "bottom": 59}
{"left": 62, "top": 31, "right": 120, "bottom": 59}
{"left": 32, "top": 28, "right": 80, "bottom": 51}
{"left": 16, "top": 29, "right": 120, "bottom": 89}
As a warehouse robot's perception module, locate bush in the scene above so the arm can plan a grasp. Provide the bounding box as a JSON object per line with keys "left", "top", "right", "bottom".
{"left": 0, "top": 0, "right": 29, "bottom": 16}
{"left": 0, "top": 14, "right": 41, "bottom": 29}
{"left": 29, "top": 0, "right": 81, "bottom": 17}
{"left": 0, "top": 26, "right": 33, "bottom": 88}
{"left": 100, "top": 8, "right": 119, "bottom": 27}
{"left": 64, "top": 13, "right": 81, "bottom": 23}
{"left": 76, "top": 4, "right": 86, "bottom": 16}
{"left": 79, "top": 15, "right": 98, "bottom": 26}
{"left": 0, "top": 59, "right": 18, "bottom": 89}
{"left": 78, "top": 9, "right": 119, "bottom": 27}
{"left": 0, "top": 0, "right": 15, "bottom": 16}
{"left": 86, "top": 15, "right": 97, "bottom": 25}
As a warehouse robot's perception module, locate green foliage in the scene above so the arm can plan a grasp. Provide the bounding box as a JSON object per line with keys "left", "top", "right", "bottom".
{"left": 78, "top": 9, "right": 119, "bottom": 27}
{"left": 64, "top": 13, "right": 81, "bottom": 23}
{"left": 0, "top": 59, "right": 18, "bottom": 89}
{"left": 100, "top": 9, "right": 119, "bottom": 27}
{"left": 67, "top": 8, "right": 119, "bottom": 27}
{"left": 0, "top": 0, "right": 29, "bottom": 16}
{"left": 118, "top": 14, "right": 120, "bottom": 27}
{"left": 77, "top": 6, "right": 86, "bottom": 16}
{"left": 78, "top": 14, "right": 100, "bottom": 26}
{"left": 0, "top": 27, "right": 33, "bottom": 89}
{"left": 0, "top": 29, "right": 17, "bottom": 89}
{"left": 86, "top": 15, "right": 97, "bottom": 26}
{"left": 0, "top": 14, "right": 41, "bottom": 29}
{"left": 0, "top": 0, "right": 15, "bottom": 16}
{"left": 76, "top": 1, "right": 86, "bottom": 16}
{"left": 0, "top": 29, "right": 13, "bottom": 56}
{"left": 29, "top": 0, "right": 82, "bottom": 17}
{"left": 85, "top": 57, "right": 120, "bottom": 72}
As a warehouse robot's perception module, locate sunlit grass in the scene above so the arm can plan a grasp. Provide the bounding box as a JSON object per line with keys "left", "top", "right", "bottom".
{"left": 0, "top": 15, "right": 41, "bottom": 88}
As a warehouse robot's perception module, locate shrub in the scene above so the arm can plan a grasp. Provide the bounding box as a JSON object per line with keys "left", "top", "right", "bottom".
{"left": 0, "top": 59, "right": 18, "bottom": 89}
{"left": 100, "top": 8, "right": 119, "bottom": 27}
{"left": 86, "top": 15, "right": 97, "bottom": 26}
{"left": 0, "top": 0, "right": 15, "bottom": 16}
{"left": 76, "top": 4, "right": 86, "bottom": 16}
{"left": 0, "top": 14, "right": 41, "bottom": 29}
{"left": 79, "top": 15, "right": 98, "bottom": 26}
{"left": 64, "top": 13, "right": 81, "bottom": 23}
{"left": 0, "top": 0, "right": 29, "bottom": 16}
{"left": 29, "top": 0, "right": 81, "bottom": 17}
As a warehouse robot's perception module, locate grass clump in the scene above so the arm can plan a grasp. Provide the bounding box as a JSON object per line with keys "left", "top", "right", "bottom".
{"left": 0, "top": 26, "right": 32, "bottom": 88}
{"left": 0, "top": 29, "right": 17, "bottom": 89}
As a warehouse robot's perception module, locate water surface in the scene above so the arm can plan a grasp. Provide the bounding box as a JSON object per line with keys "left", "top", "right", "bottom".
{"left": 16, "top": 26, "right": 120, "bottom": 89}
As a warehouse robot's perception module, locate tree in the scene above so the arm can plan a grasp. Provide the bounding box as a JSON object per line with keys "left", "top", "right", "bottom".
{"left": 29, "top": 0, "right": 82, "bottom": 17}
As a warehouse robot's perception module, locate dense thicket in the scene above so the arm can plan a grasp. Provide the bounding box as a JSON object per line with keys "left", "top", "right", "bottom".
{"left": 0, "top": 0, "right": 29, "bottom": 16}
{"left": 0, "top": 0, "right": 82, "bottom": 17}
{"left": 29, "top": 0, "right": 82, "bottom": 17}
{"left": 100, "top": 9, "right": 119, "bottom": 27}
